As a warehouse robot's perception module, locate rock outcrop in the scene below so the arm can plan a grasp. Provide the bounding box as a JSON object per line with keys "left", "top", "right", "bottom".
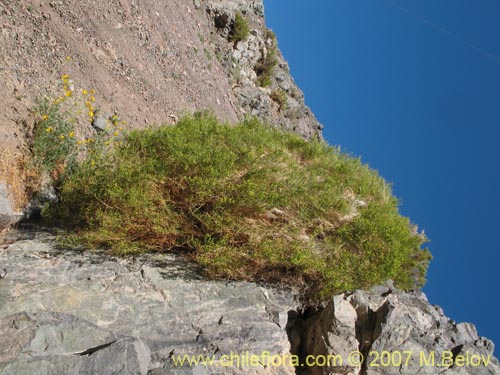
{"left": 1, "top": 229, "right": 499, "bottom": 374}
{"left": 289, "top": 283, "right": 500, "bottom": 375}
{"left": 204, "top": 0, "right": 323, "bottom": 139}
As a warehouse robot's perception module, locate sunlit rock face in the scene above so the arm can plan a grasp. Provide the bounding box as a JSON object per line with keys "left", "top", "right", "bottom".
{"left": 0, "top": 229, "right": 297, "bottom": 375}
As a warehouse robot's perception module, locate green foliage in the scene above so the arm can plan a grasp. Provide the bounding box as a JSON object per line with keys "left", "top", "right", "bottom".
{"left": 204, "top": 48, "right": 212, "bottom": 61}
{"left": 255, "top": 47, "right": 278, "bottom": 87}
{"left": 270, "top": 89, "right": 288, "bottom": 111}
{"left": 32, "top": 98, "right": 77, "bottom": 178}
{"left": 228, "top": 13, "right": 249, "bottom": 43}
{"left": 46, "top": 113, "right": 431, "bottom": 300}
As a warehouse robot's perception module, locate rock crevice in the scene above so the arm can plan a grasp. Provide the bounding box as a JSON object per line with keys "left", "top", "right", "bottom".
{"left": 287, "top": 282, "right": 500, "bottom": 375}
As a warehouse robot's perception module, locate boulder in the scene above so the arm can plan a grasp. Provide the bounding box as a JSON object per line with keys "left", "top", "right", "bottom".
{"left": 0, "top": 183, "right": 21, "bottom": 232}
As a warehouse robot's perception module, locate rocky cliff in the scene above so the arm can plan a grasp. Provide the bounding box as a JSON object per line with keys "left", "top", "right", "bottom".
{"left": 0, "top": 228, "right": 498, "bottom": 374}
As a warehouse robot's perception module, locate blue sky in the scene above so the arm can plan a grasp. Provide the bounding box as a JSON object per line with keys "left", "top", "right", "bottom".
{"left": 264, "top": 0, "right": 500, "bottom": 351}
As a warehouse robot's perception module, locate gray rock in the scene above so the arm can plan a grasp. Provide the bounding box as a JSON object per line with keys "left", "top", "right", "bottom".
{"left": 91, "top": 115, "right": 108, "bottom": 132}
{"left": 206, "top": 0, "right": 265, "bottom": 19}
{"left": 232, "top": 49, "right": 242, "bottom": 61}
{"left": 206, "top": 0, "right": 324, "bottom": 140}
{"left": 294, "top": 288, "right": 500, "bottom": 375}
{"left": 1, "top": 229, "right": 499, "bottom": 374}
{"left": 0, "top": 311, "right": 151, "bottom": 375}
{"left": 0, "top": 229, "right": 298, "bottom": 374}
{"left": 0, "top": 183, "right": 21, "bottom": 232}
{"left": 234, "top": 86, "right": 271, "bottom": 118}
{"left": 0, "top": 184, "right": 13, "bottom": 217}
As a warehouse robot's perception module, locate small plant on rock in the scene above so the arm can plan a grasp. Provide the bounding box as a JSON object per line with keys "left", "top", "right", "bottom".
{"left": 255, "top": 45, "right": 278, "bottom": 87}
{"left": 228, "top": 12, "right": 249, "bottom": 43}
{"left": 270, "top": 89, "right": 288, "bottom": 111}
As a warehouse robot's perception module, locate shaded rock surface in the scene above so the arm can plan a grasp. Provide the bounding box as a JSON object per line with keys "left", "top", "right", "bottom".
{"left": 0, "top": 184, "right": 13, "bottom": 229}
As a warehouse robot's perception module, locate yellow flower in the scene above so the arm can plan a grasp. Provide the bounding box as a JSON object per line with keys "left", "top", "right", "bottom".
{"left": 88, "top": 111, "right": 94, "bottom": 117}
{"left": 55, "top": 96, "right": 65, "bottom": 104}
{"left": 77, "top": 140, "right": 84, "bottom": 145}
{"left": 61, "top": 74, "right": 70, "bottom": 83}
{"left": 64, "top": 90, "right": 72, "bottom": 98}
{"left": 45, "top": 127, "right": 53, "bottom": 133}
{"left": 69, "top": 131, "right": 74, "bottom": 138}
{"left": 90, "top": 89, "right": 95, "bottom": 94}
{"left": 104, "top": 141, "right": 110, "bottom": 146}
{"left": 42, "top": 114, "right": 49, "bottom": 121}
{"left": 59, "top": 135, "right": 65, "bottom": 140}
{"left": 82, "top": 89, "right": 88, "bottom": 95}
{"left": 65, "top": 56, "right": 71, "bottom": 62}
{"left": 114, "top": 130, "right": 119, "bottom": 136}
{"left": 90, "top": 96, "right": 96, "bottom": 102}
{"left": 90, "top": 160, "right": 95, "bottom": 166}
{"left": 121, "top": 121, "right": 127, "bottom": 125}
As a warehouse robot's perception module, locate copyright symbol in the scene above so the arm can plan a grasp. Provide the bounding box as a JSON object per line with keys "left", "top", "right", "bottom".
{"left": 348, "top": 351, "right": 364, "bottom": 367}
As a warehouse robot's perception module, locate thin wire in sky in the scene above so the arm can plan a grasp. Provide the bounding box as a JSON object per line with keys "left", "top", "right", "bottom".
{"left": 382, "top": 0, "right": 500, "bottom": 65}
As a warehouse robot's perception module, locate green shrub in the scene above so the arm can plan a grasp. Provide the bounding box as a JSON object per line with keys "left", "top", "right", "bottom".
{"left": 228, "top": 13, "right": 249, "bottom": 43}
{"left": 270, "top": 89, "right": 288, "bottom": 111}
{"left": 255, "top": 47, "right": 278, "bottom": 87}
{"left": 46, "top": 113, "right": 430, "bottom": 300}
